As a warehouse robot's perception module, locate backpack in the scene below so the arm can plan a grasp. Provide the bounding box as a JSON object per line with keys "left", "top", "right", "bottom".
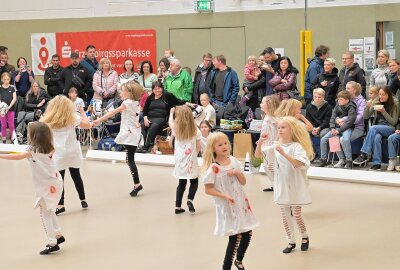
{"left": 98, "top": 137, "right": 124, "bottom": 151}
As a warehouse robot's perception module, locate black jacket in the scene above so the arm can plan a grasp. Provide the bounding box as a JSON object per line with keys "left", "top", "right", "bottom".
{"left": 388, "top": 72, "right": 400, "bottom": 96}
{"left": 305, "top": 101, "right": 332, "bottom": 130}
{"left": 338, "top": 63, "right": 366, "bottom": 96}
{"left": 330, "top": 101, "right": 357, "bottom": 133}
{"left": 312, "top": 67, "right": 340, "bottom": 107}
{"left": 192, "top": 64, "right": 213, "bottom": 104}
{"left": 60, "top": 63, "right": 92, "bottom": 99}
{"left": 44, "top": 66, "right": 64, "bottom": 97}
{"left": 143, "top": 92, "right": 186, "bottom": 118}
{"left": 24, "top": 89, "right": 51, "bottom": 112}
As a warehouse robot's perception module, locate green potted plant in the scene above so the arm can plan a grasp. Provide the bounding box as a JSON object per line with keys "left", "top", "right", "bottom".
{"left": 250, "top": 156, "right": 263, "bottom": 173}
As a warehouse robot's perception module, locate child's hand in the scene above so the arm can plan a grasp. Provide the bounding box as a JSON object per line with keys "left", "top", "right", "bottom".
{"left": 257, "top": 133, "right": 268, "bottom": 144}
{"left": 275, "top": 144, "right": 285, "bottom": 155}
{"left": 224, "top": 194, "right": 235, "bottom": 205}
{"left": 367, "top": 99, "right": 373, "bottom": 107}
{"left": 227, "top": 169, "right": 240, "bottom": 177}
{"left": 331, "top": 129, "right": 339, "bottom": 135}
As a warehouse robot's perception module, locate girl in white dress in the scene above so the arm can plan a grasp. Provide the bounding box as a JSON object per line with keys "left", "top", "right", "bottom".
{"left": 0, "top": 122, "right": 65, "bottom": 255}
{"left": 169, "top": 105, "right": 201, "bottom": 214}
{"left": 93, "top": 81, "right": 144, "bottom": 196}
{"left": 255, "top": 95, "right": 280, "bottom": 192}
{"left": 199, "top": 119, "right": 212, "bottom": 156}
{"left": 42, "top": 95, "right": 91, "bottom": 215}
{"left": 259, "top": 116, "right": 314, "bottom": 254}
{"left": 275, "top": 99, "right": 313, "bottom": 131}
{"left": 202, "top": 132, "right": 258, "bottom": 270}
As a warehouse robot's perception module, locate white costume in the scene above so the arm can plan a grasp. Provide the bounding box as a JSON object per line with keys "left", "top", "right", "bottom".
{"left": 173, "top": 129, "right": 201, "bottom": 179}
{"left": 260, "top": 114, "right": 278, "bottom": 186}
{"left": 28, "top": 150, "right": 63, "bottom": 245}
{"left": 200, "top": 133, "right": 208, "bottom": 156}
{"left": 263, "top": 142, "right": 311, "bottom": 205}
{"left": 114, "top": 99, "right": 141, "bottom": 146}
{"left": 202, "top": 156, "right": 259, "bottom": 236}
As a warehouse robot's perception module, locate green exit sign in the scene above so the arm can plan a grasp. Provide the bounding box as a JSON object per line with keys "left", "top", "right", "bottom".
{"left": 195, "top": 0, "right": 214, "bottom": 12}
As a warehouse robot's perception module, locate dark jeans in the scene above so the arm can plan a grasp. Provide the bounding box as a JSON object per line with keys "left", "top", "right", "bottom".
{"left": 58, "top": 167, "right": 86, "bottom": 205}
{"left": 223, "top": 230, "right": 253, "bottom": 270}
{"left": 124, "top": 145, "right": 140, "bottom": 184}
{"left": 175, "top": 178, "right": 198, "bottom": 208}
{"left": 141, "top": 117, "right": 167, "bottom": 148}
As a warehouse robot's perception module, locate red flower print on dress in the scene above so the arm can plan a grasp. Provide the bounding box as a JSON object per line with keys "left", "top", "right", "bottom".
{"left": 50, "top": 186, "right": 57, "bottom": 194}
{"left": 212, "top": 164, "right": 220, "bottom": 174}
{"left": 245, "top": 198, "right": 252, "bottom": 213}
{"left": 185, "top": 148, "right": 192, "bottom": 155}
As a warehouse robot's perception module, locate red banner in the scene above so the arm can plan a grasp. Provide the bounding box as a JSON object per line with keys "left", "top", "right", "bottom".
{"left": 55, "top": 29, "right": 156, "bottom": 74}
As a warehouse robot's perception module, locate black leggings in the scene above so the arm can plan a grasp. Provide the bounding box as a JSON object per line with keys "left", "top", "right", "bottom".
{"left": 58, "top": 167, "right": 86, "bottom": 205}
{"left": 124, "top": 145, "right": 140, "bottom": 184}
{"left": 175, "top": 178, "right": 198, "bottom": 208}
{"left": 223, "top": 230, "right": 253, "bottom": 270}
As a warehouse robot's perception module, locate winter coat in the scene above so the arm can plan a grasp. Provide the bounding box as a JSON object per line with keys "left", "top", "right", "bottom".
{"left": 165, "top": 69, "right": 193, "bottom": 102}
{"left": 60, "top": 63, "right": 92, "bottom": 99}
{"left": 269, "top": 70, "right": 297, "bottom": 92}
{"left": 330, "top": 101, "right": 357, "bottom": 133}
{"left": 370, "top": 64, "right": 390, "bottom": 88}
{"left": 25, "top": 89, "right": 51, "bottom": 112}
{"left": 192, "top": 64, "right": 213, "bottom": 104}
{"left": 92, "top": 69, "right": 119, "bottom": 100}
{"left": 305, "top": 101, "right": 332, "bottom": 130}
{"left": 44, "top": 66, "right": 64, "bottom": 97}
{"left": 338, "top": 63, "right": 366, "bottom": 96}
{"left": 208, "top": 67, "right": 240, "bottom": 106}
{"left": 305, "top": 57, "right": 324, "bottom": 101}
{"left": 312, "top": 67, "right": 340, "bottom": 107}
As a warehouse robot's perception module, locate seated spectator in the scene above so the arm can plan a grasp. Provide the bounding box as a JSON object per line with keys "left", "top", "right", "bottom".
{"left": 118, "top": 58, "right": 139, "bottom": 92}
{"left": 12, "top": 57, "right": 34, "bottom": 97}
{"left": 387, "top": 124, "right": 400, "bottom": 171}
{"left": 305, "top": 88, "right": 332, "bottom": 154}
{"left": 44, "top": 54, "right": 64, "bottom": 97}
{"left": 194, "top": 93, "right": 216, "bottom": 127}
{"left": 138, "top": 81, "right": 195, "bottom": 153}
{"left": 165, "top": 59, "right": 193, "bottom": 102}
{"left": 156, "top": 57, "right": 170, "bottom": 84}
{"left": 68, "top": 87, "right": 85, "bottom": 113}
{"left": 388, "top": 59, "right": 400, "bottom": 99}
{"left": 370, "top": 49, "right": 390, "bottom": 88}
{"left": 345, "top": 81, "right": 366, "bottom": 143}
{"left": 138, "top": 60, "right": 158, "bottom": 92}
{"left": 16, "top": 81, "right": 50, "bottom": 140}
{"left": 353, "top": 86, "right": 399, "bottom": 170}
{"left": 312, "top": 57, "right": 339, "bottom": 107}
{"left": 93, "top": 58, "right": 118, "bottom": 103}
{"left": 0, "top": 72, "right": 17, "bottom": 143}
{"left": 268, "top": 56, "right": 298, "bottom": 101}
{"left": 317, "top": 90, "right": 356, "bottom": 169}
{"left": 0, "top": 51, "right": 15, "bottom": 76}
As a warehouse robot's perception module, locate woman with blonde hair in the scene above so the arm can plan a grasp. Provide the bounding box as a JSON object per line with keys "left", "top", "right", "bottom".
{"left": 258, "top": 116, "right": 313, "bottom": 253}
{"left": 370, "top": 49, "right": 390, "bottom": 88}
{"left": 169, "top": 105, "right": 201, "bottom": 214}
{"left": 93, "top": 57, "right": 118, "bottom": 102}
{"left": 275, "top": 99, "right": 313, "bottom": 131}
{"left": 42, "top": 95, "right": 91, "bottom": 215}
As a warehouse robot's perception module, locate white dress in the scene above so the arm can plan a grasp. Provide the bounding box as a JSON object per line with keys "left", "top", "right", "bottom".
{"left": 202, "top": 156, "right": 259, "bottom": 236}
{"left": 200, "top": 134, "right": 208, "bottom": 156}
{"left": 28, "top": 151, "right": 63, "bottom": 211}
{"left": 260, "top": 115, "right": 278, "bottom": 181}
{"left": 114, "top": 99, "right": 141, "bottom": 146}
{"left": 173, "top": 129, "right": 201, "bottom": 179}
{"left": 263, "top": 142, "right": 311, "bottom": 205}
{"left": 53, "top": 115, "right": 82, "bottom": 170}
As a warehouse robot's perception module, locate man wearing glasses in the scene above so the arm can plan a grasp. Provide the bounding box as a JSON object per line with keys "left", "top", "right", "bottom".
{"left": 192, "top": 53, "right": 214, "bottom": 104}
{"left": 338, "top": 51, "right": 366, "bottom": 97}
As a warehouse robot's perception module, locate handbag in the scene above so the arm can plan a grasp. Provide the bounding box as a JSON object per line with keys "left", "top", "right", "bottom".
{"left": 328, "top": 136, "right": 341, "bottom": 153}
{"left": 72, "top": 70, "right": 85, "bottom": 88}
{"left": 233, "top": 130, "right": 253, "bottom": 160}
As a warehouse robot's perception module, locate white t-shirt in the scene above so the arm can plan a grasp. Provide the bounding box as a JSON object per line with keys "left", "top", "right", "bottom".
{"left": 114, "top": 99, "right": 141, "bottom": 146}
{"left": 202, "top": 156, "right": 259, "bottom": 236}
{"left": 173, "top": 129, "right": 201, "bottom": 179}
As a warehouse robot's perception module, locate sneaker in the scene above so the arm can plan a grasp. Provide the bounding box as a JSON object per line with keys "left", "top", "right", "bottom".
{"left": 129, "top": 185, "right": 143, "bottom": 197}
{"left": 55, "top": 207, "right": 65, "bottom": 215}
{"left": 39, "top": 244, "right": 60, "bottom": 255}
{"left": 344, "top": 160, "right": 353, "bottom": 169}
{"left": 353, "top": 153, "right": 368, "bottom": 166}
{"left": 369, "top": 164, "right": 382, "bottom": 171}
{"left": 81, "top": 201, "right": 88, "bottom": 209}
{"left": 387, "top": 159, "right": 399, "bottom": 171}
{"left": 187, "top": 201, "right": 195, "bottom": 213}
{"left": 315, "top": 159, "right": 328, "bottom": 167}
{"left": 175, "top": 208, "right": 185, "bottom": 214}
{"left": 333, "top": 159, "right": 345, "bottom": 168}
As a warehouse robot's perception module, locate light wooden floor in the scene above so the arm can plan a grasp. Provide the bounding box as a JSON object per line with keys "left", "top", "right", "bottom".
{"left": 1, "top": 159, "right": 400, "bottom": 270}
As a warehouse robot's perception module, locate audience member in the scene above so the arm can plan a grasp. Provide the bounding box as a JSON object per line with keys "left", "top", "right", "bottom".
{"left": 312, "top": 57, "right": 339, "bottom": 107}
{"left": 80, "top": 45, "right": 98, "bottom": 102}
{"left": 388, "top": 59, "right": 400, "bottom": 98}
{"left": 193, "top": 53, "right": 213, "bottom": 105}
{"left": 44, "top": 54, "right": 64, "bottom": 97}
{"left": 118, "top": 59, "right": 139, "bottom": 92}
{"left": 306, "top": 88, "right": 332, "bottom": 141}
{"left": 0, "top": 52, "right": 15, "bottom": 75}
{"left": 156, "top": 57, "right": 170, "bottom": 84}
{"left": 93, "top": 58, "right": 118, "bottom": 103}
{"left": 138, "top": 60, "right": 158, "bottom": 92}
{"left": 12, "top": 57, "right": 35, "bottom": 97}
{"left": 194, "top": 93, "right": 216, "bottom": 127}
{"left": 370, "top": 49, "right": 390, "bottom": 88}
{"left": 269, "top": 56, "right": 298, "bottom": 101}
{"left": 165, "top": 59, "right": 193, "bottom": 102}
{"left": 338, "top": 51, "right": 366, "bottom": 97}
{"left": 262, "top": 47, "right": 282, "bottom": 96}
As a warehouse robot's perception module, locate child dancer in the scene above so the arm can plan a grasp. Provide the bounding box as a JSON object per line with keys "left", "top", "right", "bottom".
{"left": 199, "top": 120, "right": 212, "bottom": 155}
{"left": 0, "top": 122, "right": 65, "bottom": 255}
{"left": 42, "top": 95, "right": 91, "bottom": 215}
{"left": 240, "top": 56, "right": 261, "bottom": 105}
{"left": 202, "top": 132, "right": 258, "bottom": 270}
{"left": 68, "top": 87, "right": 85, "bottom": 113}
{"left": 93, "top": 81, "right": 144, "bottom": 196}
{"left": 169, "top": 105, "right": 201, "bottom": 214}
{"left": 255, "top": 95, "right": 280, "bottom": 192}
{"left": 259, "top": 116, "right": 313, "bottom": 254}
{"left": 275, "top": 99, "right": 313, "bottom": 131}
{"left": 0, "top": 72, "right": 17, "bottom": 143}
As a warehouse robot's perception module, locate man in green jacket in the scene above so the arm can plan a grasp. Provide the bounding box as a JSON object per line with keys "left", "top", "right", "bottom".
{"left": 165, "top": 59, "right": 193, "bottom": 102}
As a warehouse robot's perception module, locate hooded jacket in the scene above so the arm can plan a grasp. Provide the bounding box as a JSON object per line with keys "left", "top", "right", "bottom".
{"left": 312, "top": 67, "right": 340, "bottom": 107}
{"left": 330, "top": 101, "right": 357, "bottom": 133}
{"left": 305, "top": 57, "right": 324, "bottom": 100}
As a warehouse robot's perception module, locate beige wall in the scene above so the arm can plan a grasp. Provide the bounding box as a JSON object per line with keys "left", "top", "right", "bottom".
{"left": 1, "top": 3, "right": 400, "bottom": 87}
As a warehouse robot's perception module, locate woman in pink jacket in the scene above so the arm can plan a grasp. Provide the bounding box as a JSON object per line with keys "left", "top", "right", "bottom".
{"left": 269, "top": 56, "right": 298, "bottom": 101}
{"left": 92, "top": 58, "right": 119, "bottom": 103}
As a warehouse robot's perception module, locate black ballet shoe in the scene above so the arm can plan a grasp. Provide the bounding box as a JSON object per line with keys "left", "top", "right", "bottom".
{"left": 175, "top": 208, "right": 185, "bottom": 214}
{"left": 57, "top": 236, "right": 65, "bottom": 245}
{"left": 187, "top": 201, "right": 196, "bottom": 213}
{"left": 263, "top": 187, "right": 274, "bottom": 192}
{"left": 234, "top": 260, "right": 245, "bottom": 270}
{"left": 39, "top": 244, "right": 60, "bottom": 255}
{"left": 81, "top": 200, "right": 88, "bottom": 209}
{"left": 282, "top": 243, "right": 296, "bottom": 254}
{"left": 55, "top": 207, "right": 65, "bottom": 215}
{"left": 129, "top": 185, "right": 143, "bottom": 197}
{"left": 301, "top": 238, "right": 309, "bottom": 251}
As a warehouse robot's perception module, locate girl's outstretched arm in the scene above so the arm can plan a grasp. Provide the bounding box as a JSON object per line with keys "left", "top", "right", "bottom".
{"left": 205, "top": 184, "right": 235, "bottom": 205}
{"left": 0, "top": 152, "right": 31, "bottom": 160}
{"left": 92, "top": 104, "right": 126, "bottom": 126}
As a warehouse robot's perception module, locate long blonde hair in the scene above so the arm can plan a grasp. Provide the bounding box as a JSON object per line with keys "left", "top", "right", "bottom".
{"left": 261, "top": 95, "right": 280, "bottom": 118}
{"left": 201, "top": 132, "right": 231, "bottom": 172}
{"left": 122, "top": 81, "right": 144, "bottom": 101}
{"left": 41, "top": 95, "right": 76, "bottom": 129}
{"left": 275, "top": 99, "right": 302, "bottom": 117}
{"left": 174, "top": 105, "right": 197, "bottom": 141}
{"left": 279, "top": 116, "right": 314, "bottom": 160}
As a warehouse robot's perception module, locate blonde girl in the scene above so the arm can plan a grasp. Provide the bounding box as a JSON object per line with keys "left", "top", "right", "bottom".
{"left": 93, "top": 81, "right": 144, "bottom": 196}
{"left": 199, "top": 119, "right": 212, "bottom": 155}
{"left": 42, "top": 95, "right": 91, "bottom": 215}
{"left": 259, "top": 116, "right": 313, "bottom": 254}
{"left": 240, "top": 55, "right": 261, "bottom": 105}
{"left": 0, "top": 72, "right": 17, "bottom": 143}
{"left": 169, "top": 105, "right": 201, "bottom": 214}
{"left": 275, "top": 99, "right": 313, "bottom": 131}
{"left": 0, "top": 122, "right": 65, "bottom": 255}
{"left": 202, "top": 132, "right": 258, "bottom": 270}
{"left": 255, "top": 95, "right": 280, "bottom": 192}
